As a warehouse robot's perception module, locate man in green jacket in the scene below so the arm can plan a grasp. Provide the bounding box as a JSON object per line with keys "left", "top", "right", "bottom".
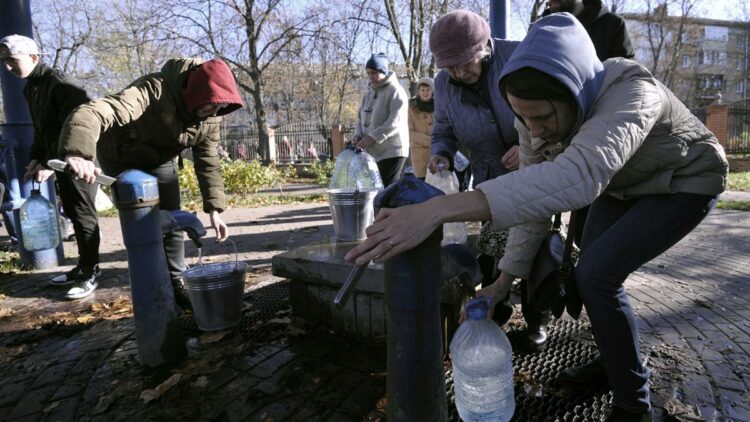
{"left": 1, "top": 35, "right": 101, "bottom": 300}
{"left": 58, "top": 57, "right": 244, "bottom": 309}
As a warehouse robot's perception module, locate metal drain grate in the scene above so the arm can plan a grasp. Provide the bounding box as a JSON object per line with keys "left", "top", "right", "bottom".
{"left": 509, "top": 319, "right": 612, "bottom": 421}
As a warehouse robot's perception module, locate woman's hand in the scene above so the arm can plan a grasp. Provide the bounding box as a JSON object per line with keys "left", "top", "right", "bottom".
{"left": 501, "top": 145, "right": 520, "bottom": 171}
{"left": 427, "top": 155, "right": 450, "bottom": 173}
{"left": 459, "top": 271, "right": 516, "bottom": 323}
{"left": 353, "top": 135, "right": 376, "bottom": 150}
{"left": 209, "top": 210, "right": 229, "bottom": 242}
{"left": 344, "top": 201, "right": 440, "bottom": 265}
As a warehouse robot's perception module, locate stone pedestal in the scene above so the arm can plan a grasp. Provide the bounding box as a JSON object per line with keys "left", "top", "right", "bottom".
{"left": 272, "top": 240, "right": 480, "bottom": 351}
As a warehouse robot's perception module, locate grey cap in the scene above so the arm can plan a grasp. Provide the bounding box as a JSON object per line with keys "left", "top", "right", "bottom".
{"left": 0, "top": 34, "right": 40, "bottom": 59}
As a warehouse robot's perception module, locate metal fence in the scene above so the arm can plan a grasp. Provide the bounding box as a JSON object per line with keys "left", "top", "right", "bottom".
{"left": 727, "top": 100, "right": 750, "bottom": 154}
{"left": 214, "top": 122, "right": 356, "bottom": 164}
{"left": 183, "top": 122, "right": 350, "bottom": 163}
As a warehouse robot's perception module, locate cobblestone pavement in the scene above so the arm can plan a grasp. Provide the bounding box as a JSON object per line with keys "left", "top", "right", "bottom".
{"left": 0, "top": 200, "right": 748, "bottom": 421}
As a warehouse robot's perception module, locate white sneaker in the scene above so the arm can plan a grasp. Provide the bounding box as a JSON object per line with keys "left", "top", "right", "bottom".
{"left": 50, "top": 265, "right": 101, "bottom": 286}
{"left": 65, "top": 277, "right": 98, "bottom": 300}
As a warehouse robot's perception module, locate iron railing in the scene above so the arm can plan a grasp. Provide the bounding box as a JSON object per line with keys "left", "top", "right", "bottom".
{"left": 727, "top": 99, "right": 750, "bottom": 154}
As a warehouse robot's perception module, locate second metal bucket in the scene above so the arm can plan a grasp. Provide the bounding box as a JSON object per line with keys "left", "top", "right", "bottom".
{"left": 182, "top": 253, "right": 247, "bottom": 331}
{"left": 327, "top": 188, "right": 378, "bottom": 241}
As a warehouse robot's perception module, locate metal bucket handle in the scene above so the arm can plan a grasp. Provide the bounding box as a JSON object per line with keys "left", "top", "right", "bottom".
{"left": 187, "top": 238, "right": 239, "bottom": 270}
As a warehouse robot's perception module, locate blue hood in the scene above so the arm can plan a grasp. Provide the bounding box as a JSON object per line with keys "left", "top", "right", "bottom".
{"left": 499, "top": 13, "right": 604, "bottom": 121}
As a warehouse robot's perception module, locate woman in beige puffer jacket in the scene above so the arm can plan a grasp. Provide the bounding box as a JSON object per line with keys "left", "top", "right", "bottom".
{"left": 407, "top": 77, "right": 434, "bottom": 179}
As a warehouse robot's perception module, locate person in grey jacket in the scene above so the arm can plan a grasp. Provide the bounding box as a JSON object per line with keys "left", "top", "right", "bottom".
{"left": 346, "top": 13, "right": 727, "bottom": 422}
{"left": 351, "top": 53, "right": 409, "bottom": 186}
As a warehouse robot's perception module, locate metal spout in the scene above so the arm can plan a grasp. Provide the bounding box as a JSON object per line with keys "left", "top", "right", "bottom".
{"left": 160, "top": 210, "right": 207, "bottom": 248}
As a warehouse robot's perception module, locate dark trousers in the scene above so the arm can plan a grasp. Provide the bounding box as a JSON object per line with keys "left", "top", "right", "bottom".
{"left": 377, "top": 157, "right": 407, "bottom": 187}
{"left": 102, "top": 160, "right": 185, "bottom": 281}
{"left": 577, "top": 192, "right": 716, "bottom": 412}
{"left": 56, "top": 172, "right": 100, "bottom": 268}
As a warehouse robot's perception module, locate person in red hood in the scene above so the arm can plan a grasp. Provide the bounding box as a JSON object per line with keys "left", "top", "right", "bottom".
{"left": 58, "top": 58, "right": 244, "bottom": 310}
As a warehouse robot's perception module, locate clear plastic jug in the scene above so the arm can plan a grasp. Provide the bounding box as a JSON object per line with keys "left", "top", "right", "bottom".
{"left": 19, "top": 184, "right": 60, "bottom": 251}
{"left": 329, "top": 145, "right": 383, "bottom": 191}
{"left": 451, "top": 297, "right": 515, "bottom": 422}
{"left": 425, "top": 166, "right": 467, "bottom": 245}
{"left": 327, "top": 145, "right": 383, "bottom": 241}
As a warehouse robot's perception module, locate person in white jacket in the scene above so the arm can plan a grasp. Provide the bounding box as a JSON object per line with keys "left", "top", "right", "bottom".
{"left": 345, "top": 13, "right": 727, "bottom": 422}
{"left": 351, "top": 53, "right": 409, "bottom": 186}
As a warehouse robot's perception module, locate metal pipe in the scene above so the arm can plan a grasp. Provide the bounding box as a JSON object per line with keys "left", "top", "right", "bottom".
{"left": 0, "top": 1, "right": 64, "bottom": 268}
{"left": 378, "top": 174, "right": 448, "bottom": 421}
{"left": 113, "top": 170, "right": 186, "bottom": 367}
{"left": 489, "top": 0, "right": 510, "bottom": 40}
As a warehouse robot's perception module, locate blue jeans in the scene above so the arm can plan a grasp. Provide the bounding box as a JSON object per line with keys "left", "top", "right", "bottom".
{"left": 576, "top": 192, "right": 717, "bottom": 412}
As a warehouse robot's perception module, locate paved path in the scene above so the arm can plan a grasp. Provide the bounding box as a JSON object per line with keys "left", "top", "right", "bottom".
{"left": 0, "top": 201, "right": 748, "bottom": 421}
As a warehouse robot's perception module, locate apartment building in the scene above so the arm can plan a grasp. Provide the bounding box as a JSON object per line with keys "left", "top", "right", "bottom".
{"left": 623, "top": 10, "right": 750, "bottom": 109}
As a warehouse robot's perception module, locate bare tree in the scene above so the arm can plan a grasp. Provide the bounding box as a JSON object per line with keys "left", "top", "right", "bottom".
{"left": 31, "top": 0, "right": 96, "bottom": 75}
{"left": 160, "top": 0, "right": 320, "bottom": 162}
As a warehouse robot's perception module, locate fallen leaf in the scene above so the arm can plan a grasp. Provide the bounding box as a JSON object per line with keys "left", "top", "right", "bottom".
{"left": 140, "top": 373, "right": 183, "bottom": 403}
{"left": 267, "top": 317, "right": 291, "bottom": 325}
{"left": 76, "top": 315, "right": 95, "bottom": 324}
{"left": 0, "top": 308, "right": 13, "bottom": 318}
{"left": 300, "top": 227, "right": 319, "bottom": 233}
{"left": 200, "top": 331, "right": 229, "bottom": 344}
{"left": 663, "top": 397, "right": 703, "bottom": 421}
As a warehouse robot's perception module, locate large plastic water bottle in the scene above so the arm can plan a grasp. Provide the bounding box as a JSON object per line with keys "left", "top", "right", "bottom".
{"left": 19, "top": 188, "right": 60, "bottom": 251}
{"left": 425, "top": 165, "right": 467, "bottom": 245}
{"left": 450, "top": 297, "right": 515, "bottom": 421}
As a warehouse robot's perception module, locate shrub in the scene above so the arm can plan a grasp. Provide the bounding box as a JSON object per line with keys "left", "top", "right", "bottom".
{"left": 306, "top": 160, "right": 335, "bottom": 186}
{"left": 178, "top": 158, "right": 293, "bottom": 198}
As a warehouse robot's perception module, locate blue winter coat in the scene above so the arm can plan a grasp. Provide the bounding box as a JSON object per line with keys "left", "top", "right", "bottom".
{"left": 430, "top": 39, "right": 520, "bottom": 184}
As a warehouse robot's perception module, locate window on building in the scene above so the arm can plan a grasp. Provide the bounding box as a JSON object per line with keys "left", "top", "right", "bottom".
{"left": 736, "top": 80, "right": 745, "bottom": 94}
{"left": 698, "top": 74, "right": 725, "bottom": 91}
{"left": 737, "top": 34, "right": 746, "bottom": 48}
{"left": 704, "top": 26, "right": 728, "bottom": 41}
{"left": 682, "top": 55, "right": 691, "bottom": 68}
{"left": 737, "top": 58, "right": 745, "bottom": 71}
{"left": 717, "top": 52, "right": 727, "bottom": 65}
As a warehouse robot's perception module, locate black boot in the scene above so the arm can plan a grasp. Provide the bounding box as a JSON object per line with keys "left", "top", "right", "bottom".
{"left": 524, "top": 324, "right": 548, "bottom": 352}
{"left": 557, "top": 356, "right": 609, "bottom": 387}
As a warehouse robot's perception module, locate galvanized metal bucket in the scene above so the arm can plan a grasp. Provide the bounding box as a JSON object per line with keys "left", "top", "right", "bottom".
{"left": 327, "top": 188, "right": 379, "bottom": 241}
{"left": 181, "top": 241, "right": 247, "bottom": 331}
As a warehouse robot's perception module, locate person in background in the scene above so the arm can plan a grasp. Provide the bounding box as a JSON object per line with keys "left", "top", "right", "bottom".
{"left": 58, "top": 58, "right": 244, "bottom": 310}
{"left": 351, "top": 53, "right": 409, "bottom": 186}
{"left": 1, "top": 34, "right": 101, "bottom": 300}
{"left": 543, "top": 0, "right": 633, "bottom": 62}
{"left": 345, "top": 14, "right": 727, "bottom": 421}
{"left": 428, "top": 10, "right": 550, "bottom": 351}
{"left": 407, "top": 76, "right": 434, "bottom": 180}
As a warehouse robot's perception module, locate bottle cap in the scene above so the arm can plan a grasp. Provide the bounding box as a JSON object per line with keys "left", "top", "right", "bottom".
{"left": 465, "top": 296, "right": 493, "bottom": 320}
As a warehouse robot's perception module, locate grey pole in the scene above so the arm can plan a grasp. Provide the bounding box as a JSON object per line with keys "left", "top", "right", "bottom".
{"left": 377, "top": 174, "right": 448, "bottom": 421}
{"left": 489, "top": 0, "right": 510, "bottom": 39}
{"left": 112, "top": 170, "right": 186, "bottom": 368}
{"left": 0, "top": 0, "right": 64, "bottom": 268}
